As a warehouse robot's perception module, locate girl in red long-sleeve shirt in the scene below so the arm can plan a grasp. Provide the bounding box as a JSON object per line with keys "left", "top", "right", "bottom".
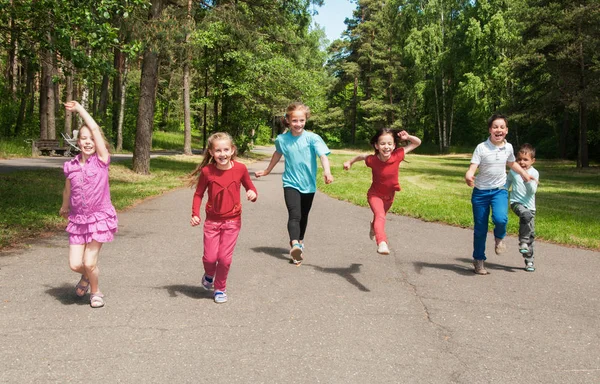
{"left": 189, "top": 132, "right": 257, "bottom": 304}
{"left": 343, "top": 129, "right": 421, "bottom": 255}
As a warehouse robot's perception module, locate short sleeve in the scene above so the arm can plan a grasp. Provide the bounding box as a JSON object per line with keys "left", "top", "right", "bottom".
{"left": 506, "top": 143, "right": 516, "bottom": 162}
{"left": 365, "top": 154, "right": 375, "bottom": 168}
{"left": 275, "top": 135, "right": 283, "bottom": 154}
{"left": 470, "top": 146, "right": 482, "bottom": 165}
{"left": 311, "top": 134, "right": 330, "bottom": 157}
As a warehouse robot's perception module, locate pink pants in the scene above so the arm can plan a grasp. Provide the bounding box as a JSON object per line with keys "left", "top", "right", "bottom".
{"left": 203, "top": 219, "right": 241, "bottom": 292}
{"left": 368, "top": 194, "right": 394, "bottom": 244}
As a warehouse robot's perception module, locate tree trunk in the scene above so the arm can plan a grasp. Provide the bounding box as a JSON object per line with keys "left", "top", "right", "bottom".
{"left": 40, "top": 44, "right": 56, "bottom": 139}
{"left": 15, "top": 58, "right": 33, "bottom": 136}
{"left": 98, "top": 73, "right": 110, "bottom": 123}
{"left": 6, "top": 0, "right": 17, "bottom": 98}
{"left": 112, "top": 47, "right": 123, "bottom": 138}
{"left": 117, "top": 57, "right": 128, "bottom": 152}
{"left": 577, "top": 36, "right": 589, "bottom": 168}
{"left": 182, "top": 0, "right": 193, "bottom": 155}
{"left": 64, "top": 67, "right": 74, "bottom": 135}
{"left": 560, "top": 109, "right": 569, "bottom": 159}
{"left": 351, "top": 75, "right": 358, "bottom": 145}
{"left": 133, "top": 0, "right": 165, "bottom": 174}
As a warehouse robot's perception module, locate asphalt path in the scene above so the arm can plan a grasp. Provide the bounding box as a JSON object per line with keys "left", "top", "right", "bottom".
{"left": 1, "top": 154, "right": 599, "bottom": 383}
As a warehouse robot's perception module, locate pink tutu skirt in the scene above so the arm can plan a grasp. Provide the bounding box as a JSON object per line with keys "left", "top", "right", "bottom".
{"left": 66, "top": 208, "right": 118, "bottom": 245}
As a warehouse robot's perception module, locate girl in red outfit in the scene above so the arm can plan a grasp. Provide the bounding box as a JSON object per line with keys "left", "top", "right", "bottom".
{"left": 189, "top": 132, "right": 258, "bottom": 303}
{"left": 343, "top": 129, "right": 421, "bottom": 254}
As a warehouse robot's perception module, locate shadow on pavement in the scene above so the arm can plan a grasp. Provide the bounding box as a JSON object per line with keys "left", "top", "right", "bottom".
{"left": 413, "top": 258, "right": 524, "bottom": 276}
{"left": 160, "top": 284, "right": 211, "bottom": 300}
{"left": 307, "top": 263, "right": 370, "bottom": 292}
{"left": 45, "top": 283, "right": 90, "bottom": 306}
{"left": 251, "top": 246, "right": 289, "bottom": 262}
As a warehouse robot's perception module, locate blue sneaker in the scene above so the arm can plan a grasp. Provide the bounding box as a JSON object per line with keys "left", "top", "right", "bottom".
{"left": 525, "top": 260, "right": 535, "bottom": 272}
{"left": 214, "top": 290, "right": 228, "bottom": 304}
{"left": 201, "top": 274, "right": 214, "bottom": 290}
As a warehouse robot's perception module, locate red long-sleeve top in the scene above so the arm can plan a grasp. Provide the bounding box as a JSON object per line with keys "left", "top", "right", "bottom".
{"left": 192, "top": 161, "right": 257, "bottom": 221}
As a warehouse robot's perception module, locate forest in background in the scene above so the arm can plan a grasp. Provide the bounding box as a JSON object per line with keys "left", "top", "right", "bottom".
{"left": 1, "top": 0, "right": 599, "bottom": 174}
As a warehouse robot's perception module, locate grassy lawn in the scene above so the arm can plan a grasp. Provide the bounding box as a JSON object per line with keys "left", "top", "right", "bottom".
{"left": 318, "top": 151, "right": 600, "bottom": 250}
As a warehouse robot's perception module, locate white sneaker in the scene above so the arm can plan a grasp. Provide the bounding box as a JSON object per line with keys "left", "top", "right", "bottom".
{"left": 495, "top": 239, "right": 506, "bottom": 255}
{"left": 377, "top": 241, "right": 390, "bottom": 255}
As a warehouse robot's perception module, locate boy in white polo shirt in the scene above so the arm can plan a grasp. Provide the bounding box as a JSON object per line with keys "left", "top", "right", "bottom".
{"left": 465, "top": 114, "right": 533, "bottom": 275}
{"left": 507, "top": 143, "right": 539, "bottom": 272}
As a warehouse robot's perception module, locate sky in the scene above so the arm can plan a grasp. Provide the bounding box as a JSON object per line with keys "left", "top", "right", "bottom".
{"left": 311, "top": 0, "right": 356, "bottom": 43}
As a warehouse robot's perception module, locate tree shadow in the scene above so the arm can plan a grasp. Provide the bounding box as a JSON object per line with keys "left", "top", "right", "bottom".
{"left": 413, "top": 258, "right": 523, "bottom": 275}
{"left": 44, "top": 283, "right": 89, "bottom": 306}
{"left": 306, "top": 263, "right": 370, "bottom": 292}
{"left": 159, "top": 284, "right": 211, "bottom": 300}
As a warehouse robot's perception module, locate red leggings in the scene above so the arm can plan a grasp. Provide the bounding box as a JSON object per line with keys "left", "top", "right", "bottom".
{"left": 368, "top": 194, "right": 394, "bottom": 244}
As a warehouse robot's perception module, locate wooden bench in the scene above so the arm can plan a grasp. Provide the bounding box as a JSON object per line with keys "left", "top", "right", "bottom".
{"left": 32, "top": 139, "right": 69, "bottom": 156}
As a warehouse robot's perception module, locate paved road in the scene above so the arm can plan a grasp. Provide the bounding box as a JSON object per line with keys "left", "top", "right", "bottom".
{"left": 1, "top": 155, "right": 599, "bottom": 383}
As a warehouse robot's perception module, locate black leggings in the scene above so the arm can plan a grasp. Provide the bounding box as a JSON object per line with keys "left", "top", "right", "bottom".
{"left": 283, "top": 187, "right": 315, "bottom": 242}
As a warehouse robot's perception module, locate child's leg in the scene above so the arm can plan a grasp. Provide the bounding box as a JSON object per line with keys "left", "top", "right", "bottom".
{"left": 283, "top": 187, "right": 302, "bottom": 243}
{"left": 471, "top": 188, "right": 491, "bottom": 260}
{"left": 203, "top": 220, "right": 222, "bottom": 279}
{"left": 298, "top": 192, "right": 315, "bottom": 242}
{"left": 213, "top": 220, "right": 242, "bottom": 292}
{"left": 82, "top": 240, "right": 103, "bottom": 294}
{"left": 511, "top": 203, "right": 535, "bottom": 244}
{"left": 490, "top": 188, "right": 509, "bottom": 241}
{"left": 69, "top": 244, "right": 86, "bottom": 275}
{"left": 368, "top": 195, "right": 393, "bottom": 245}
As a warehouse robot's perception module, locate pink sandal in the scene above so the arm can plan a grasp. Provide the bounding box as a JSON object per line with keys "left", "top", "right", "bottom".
{"left": 90, "top": 292, "right": 105, "bottom": 308}
{"left": 75, "top": 275, "right": 90, "bottom": 297}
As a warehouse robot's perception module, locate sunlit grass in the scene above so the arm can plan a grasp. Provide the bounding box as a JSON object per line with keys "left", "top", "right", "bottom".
{"left": 319, "top": 152, "right": 600, "bottom": 250}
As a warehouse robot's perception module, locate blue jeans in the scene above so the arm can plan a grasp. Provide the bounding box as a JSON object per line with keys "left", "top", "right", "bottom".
{"left": 471, "top": 188, "right": 508, "bottom": 260}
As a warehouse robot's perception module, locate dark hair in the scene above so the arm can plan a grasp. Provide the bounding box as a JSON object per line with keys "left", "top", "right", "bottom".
{"left": 518, "top": 143, "right": 536, "bottom": 158}
{"left": 187, "top": 132, "right": 236, "bottom": 187}
{"left": 487, "top": 114, "right": 508, "bottom": 128}
{"left": 282, "top": 102, "right": 310, "bottom": 127}
{"left": 369, "top": 128, "right": 399, "bottom": 154}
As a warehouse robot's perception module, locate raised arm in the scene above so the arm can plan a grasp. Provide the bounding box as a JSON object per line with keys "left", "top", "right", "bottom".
{"left": 508, "top": 161, "right": 533, "bottom": 183}
{"left": 64, "top": 101, "right": 109, "bottom": 163}
{"left": 255, "top": 151, "right": 282, "bottom": 178}
{"left": 343, "top": 154, "right": 368, "bottom": 170}
{"left": 398, "top": 131, "right": 422, "bottom": 154}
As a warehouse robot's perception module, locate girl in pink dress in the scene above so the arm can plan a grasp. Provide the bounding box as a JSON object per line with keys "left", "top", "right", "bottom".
{"left": 59, "top": 101, "right": 118, "bottom": 308}
{"left": 343, "top": 129, "right": 421, "bottom": 255}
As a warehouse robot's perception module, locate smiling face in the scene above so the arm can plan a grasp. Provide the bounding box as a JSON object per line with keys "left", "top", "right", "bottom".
{"left": 516, "top": 152, "right": 535, "bottom": 170}
{"left": 77, "top": 127, "right": 96, "bottom": 158}
{"left": 209, "top": 138, "right": 235, "bottom": 169}
{"left": 286, "top": 109, "right": 307, "bottom": 136}
{"left": 488, "top": 118, "right": 508, "bottom": 146}
{"left": 374, "top": 133, "right": 396, "bottom": 159}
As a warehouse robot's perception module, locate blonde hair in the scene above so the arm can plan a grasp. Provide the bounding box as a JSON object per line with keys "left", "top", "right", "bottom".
{"left": 78, "top": 125, "right": 112, "bottom": 153}
{"left": 187, "top": 132, "right": 236, "bottom": 187}
{"left": 282, "top": 102, "right": 310, "bottom": 127}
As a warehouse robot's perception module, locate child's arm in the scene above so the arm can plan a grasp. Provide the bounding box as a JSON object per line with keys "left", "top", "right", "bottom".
{"left": 241, "top": 168, "right": 258, "bottom": 202}
{"left": 398, "top": 131, "right": 422, "bottom": 154}
{"left": 320, "top": 154, "right": 334, "bottom": 184}
{"left": 465, "top": 163, "right": 478, "bottom": 187}
{"left": 508, "top": 161, "right": 533, "bottom": 183}
{"left": 255, "top": 151, "right": 282, "bottom": 178}
{"left": 59, "top": 179, "right": 71, "bottom": 219}
{"left": 64, "top": 101, "right": 109, "bottom": 163}
{"left": 343, "top": 154, "right": 368, "bottom": 170}
{"left": 190, "top": 172, "right": 208, "bottom": 227}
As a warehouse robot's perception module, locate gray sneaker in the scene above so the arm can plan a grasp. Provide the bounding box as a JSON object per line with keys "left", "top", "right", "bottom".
{"left": 214, "top": 290, "right": 228, "bottom": 303}
{"left": 473, "top": 259, "right": 488, "bottom": 275}
{"left": 201, "top": 274, "right": 214, "bottom": 290}
{"left": 519, "top": 242, "right": 529, "bottom": 254}
{"left": 525, "top": 260, "right": 535, "bottom": 272}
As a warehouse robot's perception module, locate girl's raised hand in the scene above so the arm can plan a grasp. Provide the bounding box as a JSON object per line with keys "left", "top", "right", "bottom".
{"left": 64, "top": 101, "right": 81, "bottom": 112}
{"left": 398, "top": 130, "right": 409, "bottom": 141}
{"left": 254, "top": 170, "right": 267, "bottom": 178}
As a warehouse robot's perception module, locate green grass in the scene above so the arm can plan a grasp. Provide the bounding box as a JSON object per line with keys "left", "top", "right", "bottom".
{"left": 318, "top": 152, "right": 600, "bottom": 250}
{"left": 0, "top": 137, "right": 34, "bottom": 158}
{"left": 152, "top": 131, "right": 203, "bottom": 151}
